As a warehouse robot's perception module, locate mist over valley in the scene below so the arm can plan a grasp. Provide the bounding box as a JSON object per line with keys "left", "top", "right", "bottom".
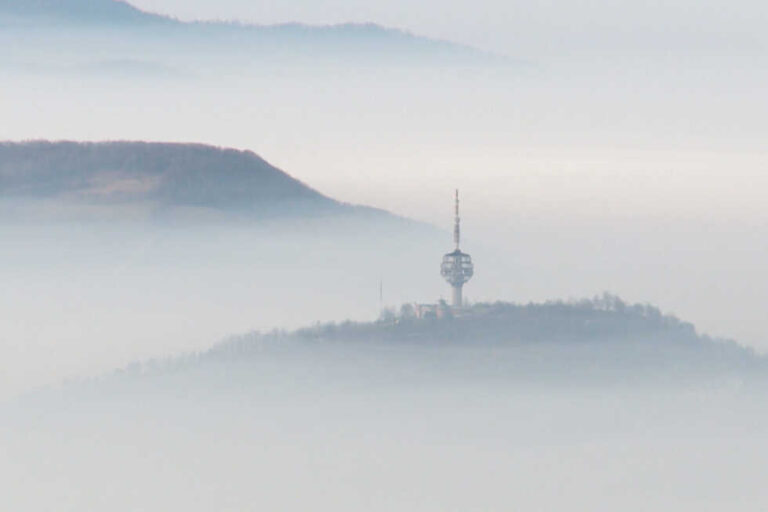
{"left": 2, "top": 140, "right": 767, "bottom": 511}
{"left": 3, "top": 1, "right": 768, "bottom": 509}
{"left": 4, "top": 294, "right": 768, "bottom": 511}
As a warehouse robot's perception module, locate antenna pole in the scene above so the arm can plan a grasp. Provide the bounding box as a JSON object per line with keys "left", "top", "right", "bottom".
{"left": 454, "top": 189, "right": 460, "bottom": 250}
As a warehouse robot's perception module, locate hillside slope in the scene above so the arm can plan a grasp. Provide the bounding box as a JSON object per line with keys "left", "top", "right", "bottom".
{"left": 0, "top": 141, "right": 372, "bottom": 220}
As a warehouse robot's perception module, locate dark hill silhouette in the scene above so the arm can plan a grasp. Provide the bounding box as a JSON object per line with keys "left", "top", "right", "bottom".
{"left": 173, "top": 295, "right": 762, "bottom": 386}
{"left": 0, "top": 141, "right": 378, "bottom": 219}
{"left": 214, "top": 295, "right": 752, "bottom": 354}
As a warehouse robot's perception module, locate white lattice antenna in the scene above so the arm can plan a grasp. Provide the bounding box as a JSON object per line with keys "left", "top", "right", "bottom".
{"left": 453, "top": 189, "right": 460, "bottom": 249}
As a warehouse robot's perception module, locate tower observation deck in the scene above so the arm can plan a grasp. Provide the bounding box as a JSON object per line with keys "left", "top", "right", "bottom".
{"left": 440, "top": 190, "right": 474, "bottom": 308}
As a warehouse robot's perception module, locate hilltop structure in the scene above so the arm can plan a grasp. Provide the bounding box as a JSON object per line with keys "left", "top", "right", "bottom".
{"left": 440, "top": 190, "right": 474, "bottom": 308}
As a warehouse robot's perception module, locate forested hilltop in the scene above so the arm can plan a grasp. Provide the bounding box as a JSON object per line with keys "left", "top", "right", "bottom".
{"left": 114, "top": 295, "right": 762, "bottom": 388}
{"left": 213, "top": 295, "right": 747, "bottom": 351}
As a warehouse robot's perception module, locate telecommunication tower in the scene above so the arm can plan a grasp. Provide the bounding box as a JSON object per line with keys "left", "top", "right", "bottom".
{"left": 440, "top": 190, "right": 474, "bottom": 308}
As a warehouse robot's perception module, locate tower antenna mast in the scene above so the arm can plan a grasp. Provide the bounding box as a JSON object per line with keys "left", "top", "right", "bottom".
{"left": 441, "top": 189, "right": 474, "bottom": 308}
{"left": 454, "top": 189, "right": 460, "bottom": 250}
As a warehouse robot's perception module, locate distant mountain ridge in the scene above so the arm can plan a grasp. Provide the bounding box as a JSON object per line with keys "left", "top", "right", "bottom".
{"left": 0, "top": 0, "right": 505, "bottom": 65}
{"left": 0, "top": 0, "right": 163, "bottom": 24}
{"left": 0, "top": 141, "right": 372, "bottom": 220}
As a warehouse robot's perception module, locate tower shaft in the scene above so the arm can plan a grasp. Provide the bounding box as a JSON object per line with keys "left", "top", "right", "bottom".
{"left": 452, "top": 283, "right": 463, "bottom": 309}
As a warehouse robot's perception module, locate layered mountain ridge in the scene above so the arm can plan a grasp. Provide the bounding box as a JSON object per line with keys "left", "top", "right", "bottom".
{"left": 0, "top": 0, "right": 163, "bottom": 24}
{"left": 0, "top": 0, "right": 506, "bottom": 66}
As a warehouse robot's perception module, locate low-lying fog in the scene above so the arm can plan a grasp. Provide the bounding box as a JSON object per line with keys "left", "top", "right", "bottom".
{"left": 3, "top": 49, "right": 767, "bottom": 353}
{"left": 2, "top": 334, "right": 767, "bottom": 511}
{"left": 4, "top": 203, "right": 768, "bottom": 400}
{"left": 0, "top": 219, "right": 444, "bottom": 400}
{"left": 3, "top": 5, "right": 768, "bottom": 510}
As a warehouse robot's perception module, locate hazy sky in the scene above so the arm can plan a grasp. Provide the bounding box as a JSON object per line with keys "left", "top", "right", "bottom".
{"left": 5, "top": 6, "right": 768, "bottom": 509}
{"left": 129, "top": 0, "right": 768, "bottom": 56}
